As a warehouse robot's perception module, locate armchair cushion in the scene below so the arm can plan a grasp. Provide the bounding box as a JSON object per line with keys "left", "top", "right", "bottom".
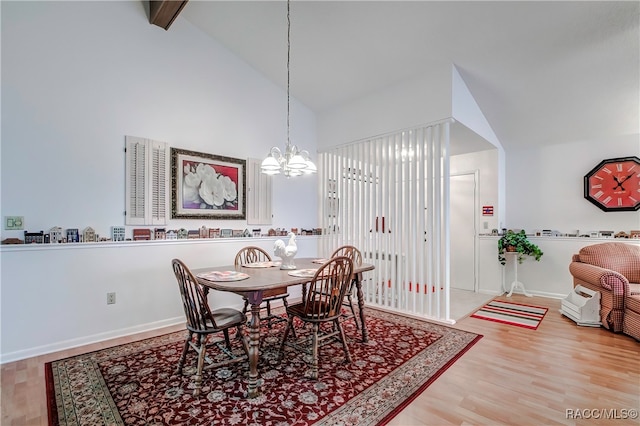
{"left": 576, "top": 242, "right": 640, "bottom": 283}
{"left": 569, "top": 242, "right": 640, "bottom": 334}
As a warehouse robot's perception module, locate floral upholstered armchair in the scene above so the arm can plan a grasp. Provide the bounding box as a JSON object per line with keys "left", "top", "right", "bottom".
{"left": 569, "top": 242, "right": 640, "bottom": 340}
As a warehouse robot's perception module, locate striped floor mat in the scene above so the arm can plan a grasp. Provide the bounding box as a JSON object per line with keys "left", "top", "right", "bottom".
{"left": 471, "top": 300, "right": 548, "bottom": 330}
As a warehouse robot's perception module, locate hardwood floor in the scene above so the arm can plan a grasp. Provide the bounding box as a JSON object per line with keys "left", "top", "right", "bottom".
{"left": 2, "top": 295, "right": 639, "bottom": 425}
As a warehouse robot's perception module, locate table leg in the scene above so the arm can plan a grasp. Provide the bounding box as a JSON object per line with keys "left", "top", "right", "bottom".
{"left": 245, "top": 292, "right": 263, "bottom": 399}
{"left": 354, "top": 272, "right": 369, "bottom": 343}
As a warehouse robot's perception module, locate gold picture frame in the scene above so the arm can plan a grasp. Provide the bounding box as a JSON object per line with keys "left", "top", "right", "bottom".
{"left": 171, "top": 148, "right": 246, "bottom": 220}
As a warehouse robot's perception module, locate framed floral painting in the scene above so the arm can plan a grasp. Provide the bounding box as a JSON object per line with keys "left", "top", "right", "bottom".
{"left": 171, "top": 148, "right": 246, "bottom": 219}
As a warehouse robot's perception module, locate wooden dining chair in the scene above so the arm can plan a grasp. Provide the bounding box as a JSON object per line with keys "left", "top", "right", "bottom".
{"left": 235, "top": 246, "right": 290, "bottom": 328}
{"left": 171, "top": 258, "right": 248, "bottom": 396}
{"left": 278, "top": 256, "right": 354, "bottom": 380}
{"left": 331, "top": 245, "right": 363, "bottom": 330}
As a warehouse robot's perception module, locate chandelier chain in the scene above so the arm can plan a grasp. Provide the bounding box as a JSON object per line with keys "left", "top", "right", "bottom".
{"left": 287, "top": 0, "right": 291, "bottom": 148}
{"left": 260, "top": 0, "right": 316, "bottom": 176}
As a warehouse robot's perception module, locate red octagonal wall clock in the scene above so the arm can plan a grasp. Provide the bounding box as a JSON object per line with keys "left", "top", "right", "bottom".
{"left": 584, "top": 156, "right": 640, "bottom": 212}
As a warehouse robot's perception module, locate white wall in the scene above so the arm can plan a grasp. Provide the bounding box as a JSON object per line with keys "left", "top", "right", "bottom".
{"left": 0, "top": 237, "right": 318, "bottom": 363}
{"left": 317, "top": 66, "right": 453, "bottom": 149}
{"left": 451, "top": 149, "right": 500, "bottom": 232}
{"left": 1, "top": 1, "right": 318, "bottom": 238}
{"left": 479, "top": 236, "right": 640, "bottom": 297}
{"left": 506, "top": 135, "right": 640, "bottom": 233}
{"left": 451, "top": 66, "right": 501, "bottom": 149}
{"left": 0, "top": 1, "right": 320, "bottom": 362}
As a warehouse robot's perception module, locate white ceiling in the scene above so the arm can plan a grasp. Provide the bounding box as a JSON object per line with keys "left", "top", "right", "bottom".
{"left": 180, "top": 1, "right": 639, "bottom": 152}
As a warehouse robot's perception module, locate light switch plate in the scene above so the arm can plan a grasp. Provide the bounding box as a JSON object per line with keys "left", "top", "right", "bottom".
{"left": 4, "top": 216, "right": 24, "bottom": 230}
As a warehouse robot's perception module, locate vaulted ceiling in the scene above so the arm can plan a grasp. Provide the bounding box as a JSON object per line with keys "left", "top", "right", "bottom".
{"left": 163, "top": 1, "right": 639, "bottom": 152}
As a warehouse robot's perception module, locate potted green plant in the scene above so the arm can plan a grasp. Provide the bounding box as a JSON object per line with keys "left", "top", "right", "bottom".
{"left": 498, "top": 230, "right": 543, "bottom": 265}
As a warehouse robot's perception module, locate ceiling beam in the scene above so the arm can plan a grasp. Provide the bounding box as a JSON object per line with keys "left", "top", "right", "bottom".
{"left": 148, "top": 0, "right": 189, "bottom": 31}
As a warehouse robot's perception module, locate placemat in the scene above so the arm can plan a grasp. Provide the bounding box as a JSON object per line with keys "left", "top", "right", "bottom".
{"left": 196, "top": 271, "right": 250, "bottom": 282}
{"left": 243, "top": 261, "right": 281, "bottom": 268}
{"left": 288, "top": 269, "right": 318, "bottom": 278}
{"left": 311, "top": 258, "right": 329, "bottom": 264}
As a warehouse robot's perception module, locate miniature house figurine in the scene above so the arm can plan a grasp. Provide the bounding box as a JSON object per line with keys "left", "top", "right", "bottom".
{"left": 111, "top": 226, "right": 126, "bottom": 242}
{"left": 82, "top": 227, "right": 96, "bottom": 243}
{"left": 132, "top": 229, "right": 151, "bottom": 241}
{"left": 177, "top": 228, "right": 188, "bottom": 239}
{"left": 24, "top": 230, "right": 44, "bottom": 244}
{"left": 199, "top": 226, "right": 208, "bottom": 239}
{"left": 49, "top": 226, "right": 63, "bottom": 243}
{"left": 154, "top": 228, "right": 166, "bottom": 240}
{"left": 166, "top": 230, "right": 178, "bottom": 240}
{"left": 66, "top": 228, "right": 80, "bottom": 243}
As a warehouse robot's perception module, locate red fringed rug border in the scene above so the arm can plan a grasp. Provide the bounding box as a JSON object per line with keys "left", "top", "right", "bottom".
{"left": 377, "top": 333, "right": 482, "bottom": 425}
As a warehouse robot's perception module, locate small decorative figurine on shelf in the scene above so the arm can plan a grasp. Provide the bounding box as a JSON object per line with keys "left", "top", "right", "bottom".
{"left": 111, "top": 226, "right": 125, "bottom": 242}
{"left": 274, "top": 232, "right": 298, "bottom": 270}
{"left": 83, "top": 227, "right": 97, "bottom": 243}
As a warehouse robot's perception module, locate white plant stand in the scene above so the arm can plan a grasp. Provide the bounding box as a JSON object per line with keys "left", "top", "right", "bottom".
{"left": 503, "top": 252, "right": 532, "bottom": 297}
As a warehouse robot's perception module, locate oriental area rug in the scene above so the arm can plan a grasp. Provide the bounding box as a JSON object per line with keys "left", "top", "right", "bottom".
{"left": 471, "top": 299, "right": 548, "bottom": 330}
{"left": 46, "top": 308, "right": 481, "bottom": 426}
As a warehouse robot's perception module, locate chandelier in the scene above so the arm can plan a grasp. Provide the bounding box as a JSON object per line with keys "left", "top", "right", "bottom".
{"left": 261, "top": 0, "right": 316, "bottom": 177}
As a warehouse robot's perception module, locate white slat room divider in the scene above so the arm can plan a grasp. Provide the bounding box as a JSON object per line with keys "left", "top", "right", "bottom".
{"left": 319, "top": 120, "right": 453, "bottom": 323}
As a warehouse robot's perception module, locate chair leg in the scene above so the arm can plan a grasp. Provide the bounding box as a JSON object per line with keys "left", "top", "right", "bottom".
{"left": 347, "top": 281, "right": 360, "bottom": 330}
{"left": 194, "top": 334, "right": 206, "bottom": 396}
{"left": 346, "top": 293, "right": 359, "bottom": 330}
{"left": 223, "top": 329, "right": 232, "bottom": 350}
{"left": 176, "top": 331, "right": 192, "bottom": 374}
{"left": 266, "top": 300, "right": 273, "bottom": 328}
{"left": 336, "top": 319, "right": 352, "bottom": 364}
{"left": 278, "top": 316, "right": 294, "bottom": 361}
{"left": 242, "top": 298, "right": 252, "bottom": 327}
{"left": 311, "top": 323, "right": 320, "bottom": 380}
{"left": 280, "top": 297, "right": 297, "bottom": 339}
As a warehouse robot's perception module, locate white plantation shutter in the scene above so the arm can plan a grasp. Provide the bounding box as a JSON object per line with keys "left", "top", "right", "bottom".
{"left": 246, "top": 158, "right": 272, "bottom": 225}
{"left": 125, "top": 136, "right": 169, "bottom": 225}
{"left": 150, "top": 141, "right": 168, "bottom": 224}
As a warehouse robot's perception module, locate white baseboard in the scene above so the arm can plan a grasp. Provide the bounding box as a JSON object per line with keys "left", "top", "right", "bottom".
{"left": 0, "top": 316, "right": 184, "bottom": 364}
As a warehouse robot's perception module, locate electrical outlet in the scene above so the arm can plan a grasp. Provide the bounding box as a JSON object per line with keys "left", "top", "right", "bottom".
{"left": 107, "top": 292, "right": 116, "bottom": 305}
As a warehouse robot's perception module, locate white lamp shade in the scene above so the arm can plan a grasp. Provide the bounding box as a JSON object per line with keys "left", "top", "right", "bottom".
{"left": 303, "top": 160, "right": 317, "bottom": 174}
{"left": 287, "top": 154, "right": 307, "bottom": 169}
{"left": 261, "top": 155, "right": 281, "bottom": 171}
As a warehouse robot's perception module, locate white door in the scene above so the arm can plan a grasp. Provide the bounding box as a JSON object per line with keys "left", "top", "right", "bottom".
{"left": 450, "top": 173, "right": 476, "bottom": 291}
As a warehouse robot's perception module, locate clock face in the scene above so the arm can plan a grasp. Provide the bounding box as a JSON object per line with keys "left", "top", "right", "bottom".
{"left": 584, "top": 156, "right": 640, "bottom": 212}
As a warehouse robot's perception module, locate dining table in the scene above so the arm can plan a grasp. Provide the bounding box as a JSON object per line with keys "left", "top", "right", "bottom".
{"left": 193, "top": 257, "right": 375, "bottom": 398}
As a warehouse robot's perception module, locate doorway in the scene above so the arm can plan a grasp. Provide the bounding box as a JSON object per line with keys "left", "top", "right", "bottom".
{"left": 450, "top": 172, "right": 477, "bottom": 291}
